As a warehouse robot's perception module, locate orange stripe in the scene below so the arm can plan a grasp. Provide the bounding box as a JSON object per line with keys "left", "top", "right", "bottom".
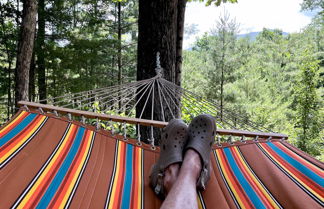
{"left": 0, "top": 115, "right": 43, "bottom": 157}
{"left": 130, "top": 147, "right": 137, "bottom": 208}
{"left": 219, "top": 149, "right": 253, "bottom": 209}
{"left": 112, "top": 142, "right": 126, "bottom": 209}
{"left": 0, "top": 111, "right": 28, "bottom": 138}
{"left": 115, "top": 141, "right": 127, "bottom": 209}
{"left": 275, "top": 142, "right": 324, "bottom": 177}
{"left": 132, "top": 147, "right": 140, "bottom": 209}
{"left": 23, "top": 126, "right": 78, "bottom": 208}
{"left": 230, "top": 147, "right": 273, "bottom": 208}
{"left": 50, "top": 130, "right": 92, "bottom": 208}
{"left": 261, "top": 143, "right": 323, "bottom": 195}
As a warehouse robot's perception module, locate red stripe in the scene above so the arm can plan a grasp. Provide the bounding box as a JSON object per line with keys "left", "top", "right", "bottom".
{"left": 48, "top": 130, "right": 91, "bottom": 208}
{"left": 230, "top": 147, "right": 273, "bottom": 208}
{"left": 0, "top": 111, "right": 29, "bottom": 138}
{"left": 130, "top": 146, "right": 138, "bottom": 208}
{"left": 112, "top": 141, "right": 126, "bottom": 209}
{"left": 262, "top": 143, "right": 323, "bottom": 195}
{"left": 218, "top": 149, "right": 254, "bottom": 209}
{"left": 274, "top": 142, "right": 324, "bottom": 177}
{"left": 25, "top": 126, "right": 78, "bottom": 208}
{"left": 0, "top": 114, "right": 43, "bottom": 153}
{"left": 0, "top": 115, "right": 44, "bottom": 159}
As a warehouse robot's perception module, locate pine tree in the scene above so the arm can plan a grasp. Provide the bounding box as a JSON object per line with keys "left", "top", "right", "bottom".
{"left": 295, "top": 49, "right": 321, "bottom": 155}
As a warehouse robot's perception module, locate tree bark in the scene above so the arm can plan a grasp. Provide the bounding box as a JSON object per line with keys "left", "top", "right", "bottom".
{"left": 37, "top": 0, "right": 46, "bottom": 103}
{"left": 137, "top": 0, "right": 187, "bottom": 143}
{"left": 175, "top": 0, "right": 187, "bottom": 87}
{"left": 29, "top": 48, "right": 36, "bottom": 101}
{"left": 15, "top": 0, "right": 37, "bottom": 108}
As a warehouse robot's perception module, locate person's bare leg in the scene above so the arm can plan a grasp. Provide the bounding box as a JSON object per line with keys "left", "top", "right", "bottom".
{"left": 163, "top": 163, "right": 180, "bottom": 192}
{"left": 161, "top": 149, "right": 202, "bottom": 209}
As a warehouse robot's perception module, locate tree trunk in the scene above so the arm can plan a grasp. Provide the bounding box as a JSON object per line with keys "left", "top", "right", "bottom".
{"left": 15, "top": 0, "right": 37, "bottom": 108}
{"left": 37, "top": 0, "right": 46, "bottom": 103}
{"left": 137, "top": 0, "right": 187, "bottom": 144}
{"left": 29, "top": 49, "right": 36, "bottom": 101}
{"left": 7, "top": 63, "right": 12, "bottom": 120}
{"left": 175, "top": 0, "right": 186, "bottom": 87}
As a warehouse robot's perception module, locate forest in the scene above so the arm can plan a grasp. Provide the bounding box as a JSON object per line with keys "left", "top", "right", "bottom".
{"left": 0, "top": 0, "right": 323, "bottom": 160}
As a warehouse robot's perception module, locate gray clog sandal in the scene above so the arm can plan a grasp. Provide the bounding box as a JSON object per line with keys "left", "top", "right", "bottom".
{"left": 185, "top": 114, "right": 216, "bottom": 190}
{"left": 149, "top": 119, "right": 189, "bottom": 199}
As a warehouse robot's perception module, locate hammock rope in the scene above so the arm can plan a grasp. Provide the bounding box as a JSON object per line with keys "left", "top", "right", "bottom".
{"left": 29, "top": 70, "right": 282, "bottom": 148}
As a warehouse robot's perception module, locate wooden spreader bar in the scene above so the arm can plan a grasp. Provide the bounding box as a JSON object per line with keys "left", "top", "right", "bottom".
{"left": 18, "top": 101, "right": 288, "bottom": 140}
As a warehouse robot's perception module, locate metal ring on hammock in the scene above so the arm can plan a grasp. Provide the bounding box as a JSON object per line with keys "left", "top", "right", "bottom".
{"left": 254, "top": 135, "right": 259, "bottom": 142}
{"left": 217, "top": 135, "right": 222, "bottom": 147}
{"left": 136, "top": 123, "right": 142, "bottom": 146}
{"left": 23, "top": 105, "right": 30, "bottom": 112}
{"left": 123, "top": 122, "right": 128, "bottom": 141}
{"left": 38, "top": 107, "right": 44, "bottom": 114}
{"left": 110, "top": 119, "right": 115, "bottom": 135}
{"left": 241, "top": 135, "right": 246, "bottom": 144}
{"left": 67, "top": 113, "right": 72, "bottom": 121}
{"left": 81, "top": 115, "right": 86, "bottom": 124}
{"left": 96, "top": 117, "right": 100, "bottom": 131}
{"left": 228, "top": 135, "right": 234, "bottom": 145}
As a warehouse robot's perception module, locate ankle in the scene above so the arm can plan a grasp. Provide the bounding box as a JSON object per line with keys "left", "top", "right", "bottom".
{"left": 163, "top": 163, "right": 180, "bottom": 192}
{"left": 182, "top": 149, "right": 202, "bottom": 180}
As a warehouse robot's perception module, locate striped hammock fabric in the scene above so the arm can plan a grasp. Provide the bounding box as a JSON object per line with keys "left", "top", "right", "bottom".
{"left": 0, "top": 110, "right": 323, "bottom": 209}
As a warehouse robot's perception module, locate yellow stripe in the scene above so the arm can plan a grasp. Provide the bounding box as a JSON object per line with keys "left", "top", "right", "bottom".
{"left": 17, "top": 124, "right": 76, "bottom": 208}
{"left": 108, "top": 141, "right": 123, "bottom": 209}
{"left": 215, "top": 149, "right": 247, "bottom": 209}
{"left": 0, "top": 115, "right": 47, "bottom": 163}
{"left": 275, "top": 142, "right": 324, "bottom": 176}
{"left": 136, "top": 148, "right": 142, "bottom": 209}
{"left": 57, "top": 131, "right": 94, "bottom": 209}
{"left": 260, "top": 143, "right": 324, "bottom": 202}
{"left": 0, "top": 111, "right": 26, "bottom": 135}
{"left": 197, "top": 192, "right": 204, "bottom": 209}
{"left": 232, "top": 147, "right": 280, "bottom": 209}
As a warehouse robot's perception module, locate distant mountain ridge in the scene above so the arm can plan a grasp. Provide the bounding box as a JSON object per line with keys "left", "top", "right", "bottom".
{"left": 237, "top": 31, "right": 289, "bottom": 40}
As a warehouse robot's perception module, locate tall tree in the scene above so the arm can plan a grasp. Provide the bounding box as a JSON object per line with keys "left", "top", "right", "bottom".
{"left": 136, "top": 0, "right": 187, "bottom": 142}
{"left": 36, "top": 0, "right": 46, "bottom": 102}
{"left": 0, "top": 1, "right": 19, "bottom": 118}
{"left": 15, "top": 0, "right": 37, "bottom": 107}
{"left": 208, "top": 11, "right": 239, "bottom": 121}
{"left": 136, "top": 0, "right": 236, "bottom": 142}
{"left": 295, "top": 49, "right": 321, "bottom": 155}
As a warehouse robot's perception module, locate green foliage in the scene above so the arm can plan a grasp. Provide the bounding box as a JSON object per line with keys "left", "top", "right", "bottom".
{"left": 0, "top": 0, "right": 19, "bottom": 121}
{"left": 90, "top": 101, "right": 137, "bottom": 138}
{"left": 183, "top": 17, "right": 324, "bottom": 160}
{"left": 294, "top": 49, "right": 322, "bottom": 158}
{"left": 0, "top": 0, "right": 138, "bottom": 123}
{"left": 190, "top": 0, "right": 238, "bottom": 6}
{"left": 301, "top": 0, "right": 324, "bottom": 11}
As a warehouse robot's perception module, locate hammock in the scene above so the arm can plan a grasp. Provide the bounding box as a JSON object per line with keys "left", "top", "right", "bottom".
{"left": 0, "top": 109, "right": 323, "bottom": 209}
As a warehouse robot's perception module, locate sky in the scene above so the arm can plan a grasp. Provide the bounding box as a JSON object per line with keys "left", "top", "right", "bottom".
{"left": 184, "top": 0, "right": 315, "bottom": 48}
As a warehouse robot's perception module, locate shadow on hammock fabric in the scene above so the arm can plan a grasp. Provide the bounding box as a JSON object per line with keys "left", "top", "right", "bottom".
{"left": 0, "top": 110, "right": 323, "bottom": 209}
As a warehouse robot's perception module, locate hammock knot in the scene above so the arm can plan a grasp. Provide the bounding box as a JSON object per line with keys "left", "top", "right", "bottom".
{"left": 155, "top": 52, "right": 163, "bottom": 77}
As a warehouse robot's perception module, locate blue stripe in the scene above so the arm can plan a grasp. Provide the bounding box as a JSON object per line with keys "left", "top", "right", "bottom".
{"left": 36, "top": 127, "right": 85, "bottom": 209}
{"left": 121, "top": 143, "right": 134, "bottom": 209}
{"left": 0, "top": 113, "right": 37, "bottom": 147}
{"left": 267, "top": 142, "right": 324, "bottom": 187}
{"left": 224, "top": 148, "right": 266, "bottom": 209}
